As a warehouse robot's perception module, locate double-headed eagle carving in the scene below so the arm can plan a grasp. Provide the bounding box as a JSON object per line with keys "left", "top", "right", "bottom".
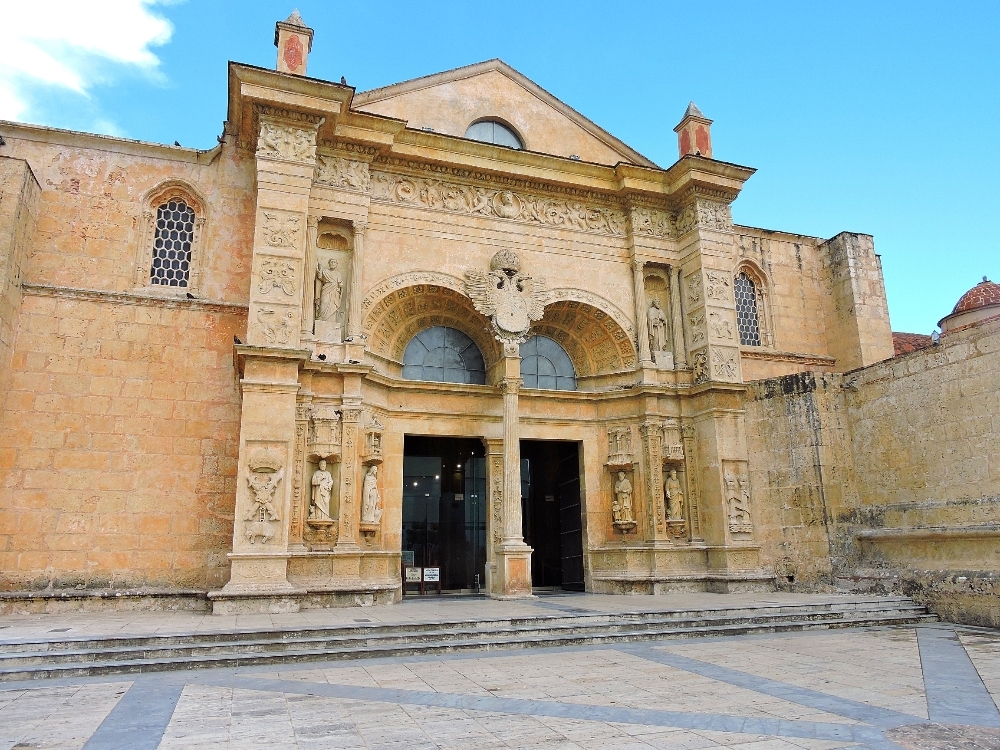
{"left": 465, "top": 249, "right": 549, "bottom": 344}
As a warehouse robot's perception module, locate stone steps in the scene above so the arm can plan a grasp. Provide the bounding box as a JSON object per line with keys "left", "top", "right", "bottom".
{"left": 0, "top": 597, "right": 936, "bottom": 682}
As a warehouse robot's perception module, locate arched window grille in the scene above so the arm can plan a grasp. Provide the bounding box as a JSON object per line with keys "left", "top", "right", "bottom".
{"left": 464, "top": 120, "right": 523, "bottom": 149}
{"left": 401, "top": 326, "right": 486, "bottom": 384}
{"left": 734, "top": 272, "right": 762, "bottom": 346}
{"left": 520, "top": 335, "right": 576, "bottom": 390}
{"left": 150, "top": 199, "right": 196, "bottom": 287}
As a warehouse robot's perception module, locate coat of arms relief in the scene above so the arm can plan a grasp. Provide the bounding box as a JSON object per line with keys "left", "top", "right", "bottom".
{"left": 465, "top": 249, "right": 550, "bottom": 345}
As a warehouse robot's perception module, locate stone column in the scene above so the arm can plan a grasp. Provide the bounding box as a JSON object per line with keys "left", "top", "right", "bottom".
{"left": 639, "top": 421, "right": 668, "bottom": 543}
{"left": 288, "top": 402, "right": 310, "bottom": 550}
{"left": 632, "top": 259, "right": 653, "bottom": 366}
{"left": 671, "top": 266, "right": 687, "bottom": 368}
{"left": 347, "top": 221, "right": 366, "bottom": 340}
{"left": 493, "top": 346, "right": 532, "bottom": 598}
{"left": 680, "top": 423, "right": 703, "bottom": 540}
{"left": 300, "top": 217, "right": 318, "bottom": 340}
{"left": 482, "top": 437, "right": 504, "bottom": 596}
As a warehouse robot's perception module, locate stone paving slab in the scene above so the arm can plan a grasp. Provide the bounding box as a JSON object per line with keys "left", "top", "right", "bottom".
{"left": 0, "top": 591, "right": 912, "bottom": 642}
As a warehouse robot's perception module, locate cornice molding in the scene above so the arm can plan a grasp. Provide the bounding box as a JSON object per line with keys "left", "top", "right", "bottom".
{"left": 22, "top": 283, "right": 248, "bottom": 314}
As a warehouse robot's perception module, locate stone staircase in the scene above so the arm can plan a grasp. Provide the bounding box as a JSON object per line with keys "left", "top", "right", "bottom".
{"left": 0, "top": 596, "right": 935, "bottom": 682}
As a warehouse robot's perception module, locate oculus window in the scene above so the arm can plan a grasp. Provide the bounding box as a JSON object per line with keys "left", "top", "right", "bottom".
{"left": 734, "top": 272, "right": 762, "bottom": 346}
{"left": 520, "top": 335, "right": 576, "bottom": 390}
{"left": 465, "top": 120, "right": 523, "bottom": 149}
{"left": 402, "top": 326, "right": 487, "bottom": 385}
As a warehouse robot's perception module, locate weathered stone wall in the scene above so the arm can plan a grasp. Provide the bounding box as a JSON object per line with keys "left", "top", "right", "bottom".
{"left": 747, "top": 317, "right": 1000, "bottom": 624}
{"left": 0, "top": 158, "right": 40, "bottom": 405}
{"left": 0, "top": 130, "right": 255, "bottom": 592}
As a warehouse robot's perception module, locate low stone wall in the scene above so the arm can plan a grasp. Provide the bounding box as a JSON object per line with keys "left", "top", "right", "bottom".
{"left": 746, "top": 317, "right": 1000, "bottom": 625}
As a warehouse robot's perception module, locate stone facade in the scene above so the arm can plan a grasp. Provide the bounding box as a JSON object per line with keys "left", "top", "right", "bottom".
{"left": 0, "top": 13, "right": 993, "bottom": 620}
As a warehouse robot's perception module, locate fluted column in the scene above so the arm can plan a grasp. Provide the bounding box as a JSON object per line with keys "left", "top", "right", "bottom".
{"left": 347, "top": 221, "right": 366, "bottom": 339}
{"left": 671, "top": 265, "right": 688, "bottom": 368}
{"left": 632, "top": 259, "right": 653, "bottom": 366}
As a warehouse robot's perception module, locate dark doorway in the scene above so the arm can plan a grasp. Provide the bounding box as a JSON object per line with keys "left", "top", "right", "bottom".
{"left": 520, "top": 440, "right": 585, "bottom": 590}
{"left": 402, "top": 436, "right": 487, "bottom": 592}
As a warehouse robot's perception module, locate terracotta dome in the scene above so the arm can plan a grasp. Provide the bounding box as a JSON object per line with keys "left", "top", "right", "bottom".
{"left": 939, "top": 276, "right": 1000, "bottom": 332}
{"left": 952, "top": 277, "right": 1000, "bottom": 314}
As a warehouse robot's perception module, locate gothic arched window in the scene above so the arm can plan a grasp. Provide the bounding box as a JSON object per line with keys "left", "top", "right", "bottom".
{"left": 465, "top": 119, "right": 523, "bottom": 149}
{"left": 150, "top": 199, "right": 196, "bottom": 287}
{"left": 520, "top": 335, "right": 576, "bottom": 390}
{"left": 402, "top": 326, "right": 486, "bottom": 384}
{"left": 734, "top": 271, "right": 762, "bottom": 346}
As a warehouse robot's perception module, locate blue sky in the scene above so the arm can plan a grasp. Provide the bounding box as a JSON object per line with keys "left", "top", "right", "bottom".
{"left": 3, "top": 1, "right": 997, "bottom": 334}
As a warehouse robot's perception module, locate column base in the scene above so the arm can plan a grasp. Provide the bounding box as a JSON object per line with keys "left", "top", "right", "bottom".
{"left": 490, "top": 542, "right": 534, "bottom": 598}
{"left": 210, "top": 553, "right": 305, "bottom": 614}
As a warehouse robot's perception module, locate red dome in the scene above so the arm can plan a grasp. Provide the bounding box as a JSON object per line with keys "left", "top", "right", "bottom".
{"left": 952, "top": 277, "right": 1000, "bottom": 314}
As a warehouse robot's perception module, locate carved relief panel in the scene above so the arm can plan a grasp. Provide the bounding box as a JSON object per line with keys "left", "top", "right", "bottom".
{"left": 722, "top": 460, "right": 753, "bottom": 535}
{"left": 249, "top": 209, "right": 305, "bottom": 348}
{"left": 239, "top": 443, "right": 288, "bottom": 549}
{"left": 683, "top": 266, "right": 742, "bottom": 384}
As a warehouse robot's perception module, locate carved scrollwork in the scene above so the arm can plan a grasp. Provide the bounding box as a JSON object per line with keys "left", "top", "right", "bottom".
{"left": 258, "top": 258, "right": 297, "bottom": 296}
{"left": 261, "top": 212, "right": 301, "bottom": 248}
{"left": 692, "top": 348, "right": 710, "bottom": 384}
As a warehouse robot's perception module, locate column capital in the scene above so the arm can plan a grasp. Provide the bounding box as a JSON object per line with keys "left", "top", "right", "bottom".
{"left": 500, "top": 377, "right": 522, "bottom": 395}
{"left": 353, "top": 220, "right": 367, "bottom": 236}
{"left": 631, "top": 258, "right": 645, "bottom": 273}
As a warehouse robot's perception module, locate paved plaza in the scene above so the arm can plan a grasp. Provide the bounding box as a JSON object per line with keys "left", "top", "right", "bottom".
{"left": 0, "top": 594, "right": 998, "bottom": 749}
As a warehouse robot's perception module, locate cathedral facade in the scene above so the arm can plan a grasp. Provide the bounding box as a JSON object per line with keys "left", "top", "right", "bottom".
{"left": 1, "top": 14, "right": 996, "bottom": 620}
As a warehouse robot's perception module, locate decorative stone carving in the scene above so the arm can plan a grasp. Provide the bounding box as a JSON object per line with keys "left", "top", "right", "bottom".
{"left": 726, "top": 467, "right": 753, "bottom": 533}
{"left": 257, "top": 122, "right": 316, "bottom": 163}
{"left": 244, "top": 447, "right": 283, "bottom": 545}
{"left": 308, "top": 405, "right": 342, "bottom": 458}
{"left": 675, "top": 200, "right": 734, "bottom": 235}
{"left": 465, "top": 249, "right": 549, "bottom": 345}
{"left": 647, "top": 299, "right": 669, "bottom": 354}
{"left": 686, "top": 274, "right": 702, "bottom": 306}
{"left": 606, "top": 427, "right": 634, "bottom": 468}
{"left": 713, "top": 348, "right": 739, "bottom": 380}
{"left": 491, "top": 457, "right": 503, "bottom": 549}
{"left": 692, "top": 349, "right": 710, "bottom": 384}
{"left": 256, "top": 307, "right": 294, "bottom": 345}
{"left": 705, "top": 271, "right": 731, "bottom": 302}
{"left": 310, "top": 458, "right": 334, "bottom": 519}
{"left": 371, "top": 171, "right": 627, "bottom": 236}
{"left": 663, "top": 444, "right": 684, "bottom": 461}
{"left": 689, "top": 311, "right": 706, "bottom": 344}
{"left": 364, "top": 413, "right": 384, "bottom": 463}
{"left": 258, "top": 258, "right": 296, "bottom": 296}
{"left": 360, "top": 465, "right": 383, "bottom": 525}
{"left": 631, "top": 206, "right": 672, "bottom": 238}
{"left": 314, "top": 155, "right": 371, "bottom": 193}
{"left": 709, "top": 311, "right": 733, "bottom": 340}
{"left": 261, "top": 212, "right": 301, "bottom": 248}
{"left": 612, "top": 471, "right": 636, "bottom": 531}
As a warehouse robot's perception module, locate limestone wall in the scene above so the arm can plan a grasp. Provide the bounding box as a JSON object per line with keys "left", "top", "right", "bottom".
{"left": 747, "top": 317, "right": 1000, "bottom": 625}
{"left": 0, "top": 129, "right": 255, "bottom": 592}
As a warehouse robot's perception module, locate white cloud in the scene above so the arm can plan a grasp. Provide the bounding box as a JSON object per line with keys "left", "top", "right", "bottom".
{"left": 0, "top": 0, "right": 173, "bottom": 128}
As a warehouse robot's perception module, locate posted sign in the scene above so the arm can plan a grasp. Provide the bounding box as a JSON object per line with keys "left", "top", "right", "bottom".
{"left": 423, "top": 567, "right": 440, "bottom": 582}
{"left": 404, "top": 567, "right": 422, "bottom": 582}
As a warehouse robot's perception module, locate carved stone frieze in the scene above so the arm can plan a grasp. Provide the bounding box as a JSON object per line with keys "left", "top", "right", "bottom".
{"left": 256, "top": 121, "right": 317, "bottom": 163}
{"left": 630, "top": 206, "right": 673, "bottom": 238}
{"left": 256, "top": 306, "right": 295, "bottom": 345}
{"left": 371, "top": 171, "right": 627, "bottom": 236}
{"left": 261, "top": 211, "right": 302, "bottom": 249}
{"left": 258, "top": 258, "right": 297, "bottom": 296}
{"left": 314, "top": 155, "right": 371, "bottom": 193}
{"left": 674, "top": 199, "right": 734, "bottom": 236}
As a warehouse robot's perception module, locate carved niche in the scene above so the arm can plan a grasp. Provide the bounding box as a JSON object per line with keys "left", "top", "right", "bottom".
{"left": 661, "top": 438, "right": 688, "bottom": 541}
{"left": 363, "top": 413, "right": 384, "bottom": 465}
{"left": 465, "top": 249, "right": 550, "bottom": 345}
{"left": 605, "top": 427, "right": 636, "bottom": 533}
{"left": 307, "top": 405, "right": 342, "bottom": 459}
{"left": 244, "top": 446, "right": 284, "bottom": 545}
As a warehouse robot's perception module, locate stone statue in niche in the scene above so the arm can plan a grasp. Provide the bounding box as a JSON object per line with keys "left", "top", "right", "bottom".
{"left": 361, "top": 465, "right": 383, "bottom": 525}
{"left": 648, "top": 299, "right": 669, "bottom": 353}
{"left": 665, "top": 468, "right": 684, "bottom": 520}
{"left": 314, "top": 258, "right": 344, "bottom": 342}
{"left": 612, "top": 471, "right": 635, "bottom": 528}
{"left": 310, "top": 458, "right": 334, "bottom": 518}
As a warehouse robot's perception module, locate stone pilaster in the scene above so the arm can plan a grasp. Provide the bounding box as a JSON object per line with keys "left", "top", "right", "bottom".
{"left": 288, "top": 402, "right": 310, "bottom": 550}
{"left": 493, "top": 348, "right": 532, "bottom": 598}
{"left": 347, "top": 220, "right": 366, "bottom": 341}
{"left": 482, "top": 437, "right": 504, "bottom": 596}
{"left": 300, "top": 216, "right": 318, "bottom": 341}
{"left": 335, "top": 406, "right": 362, "bottom": 550}
{"left": 670, "top": 266, "right": 687, "bottom": 369}
{"left": 631, "top": 259, "right": 653, "bottom": 366}
{"left": 639, "top": 421, "right": 668, "bottom": 542}
{"left": 680, "top": 423, "right": 703, "bottom": 541}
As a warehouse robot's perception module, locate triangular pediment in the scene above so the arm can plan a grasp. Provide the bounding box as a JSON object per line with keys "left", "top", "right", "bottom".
{"left": 352, "top": 59, "right": 655, "bottom": 167}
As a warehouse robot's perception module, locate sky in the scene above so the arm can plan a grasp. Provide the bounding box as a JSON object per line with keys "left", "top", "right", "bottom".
{"left": 2, "top": 0, "right": 997, "bottom": 335}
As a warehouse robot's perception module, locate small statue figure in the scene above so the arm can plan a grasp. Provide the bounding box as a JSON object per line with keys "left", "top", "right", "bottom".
{"left": 613, "top": 471, "right": 634, "bottom": 525}
{"left": 310, "top": 458, "right": 334, "bottom": 518}
{"left": 648, "top": 299, "right": 669, "bottom": 353}
{"left": 665, "top": 468, "right": 684, "bottom": 520}
{"left": 314, "top": 258, "right": 343, "bottom": 322}
{"left": 736, "top": 473, "right": 752, "bottom": 525}
{"left": 245, "top": 468, "right": 283, "bottom": 522}
{"left": 361, "top": 465, "right": 383, "bottom": 524}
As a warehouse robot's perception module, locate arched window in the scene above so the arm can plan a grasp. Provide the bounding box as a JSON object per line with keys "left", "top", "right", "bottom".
{"left": 734, "top": 271, "right": 762, "bottom": 346}
{"left": 520, "top": 335, "right": 576, "bottom": 390}
{"left": 150, "top": 199, "right": 196, "bottom": 287}
{"left": 402, "top": 326, "right": 486, "bottom": 384}
{"left": 465, "top": 120, "right": 523, "bottom": 149}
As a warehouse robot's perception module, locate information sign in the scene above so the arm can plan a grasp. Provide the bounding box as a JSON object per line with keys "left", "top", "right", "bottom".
{"left": 404, "top": 567, "right": 422, "bottom": 582}
{"left": 423, "top": 567, "right": 440, "bottom": 582}
{"left": 401, "top": 550, "right": 415, "bottom": 566}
